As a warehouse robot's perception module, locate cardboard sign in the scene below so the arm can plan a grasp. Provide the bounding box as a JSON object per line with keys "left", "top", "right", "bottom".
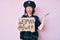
{"left": 19, "top": 17, "right": 35, "bottom": 32}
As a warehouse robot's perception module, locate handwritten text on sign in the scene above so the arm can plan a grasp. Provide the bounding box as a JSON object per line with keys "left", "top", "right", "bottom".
{"left": 19, "top": 17, "right": 35, "bottom": 32}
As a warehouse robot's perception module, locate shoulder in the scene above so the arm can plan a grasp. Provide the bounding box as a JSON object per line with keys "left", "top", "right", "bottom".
{"left": 33, "top": 15, "right": 39, "bottom": 19}
{"left": 21, "top": 14, "right": 27, "bottom": 17}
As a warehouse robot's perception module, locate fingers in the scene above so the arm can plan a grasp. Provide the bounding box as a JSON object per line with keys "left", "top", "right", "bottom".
{"left": 45, "top": 12, "right": 49, "bottom": 17}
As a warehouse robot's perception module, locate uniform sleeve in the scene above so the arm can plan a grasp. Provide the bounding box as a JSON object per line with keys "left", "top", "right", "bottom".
{"left": 35, "top": 16, "right": 41, "bottom": 27}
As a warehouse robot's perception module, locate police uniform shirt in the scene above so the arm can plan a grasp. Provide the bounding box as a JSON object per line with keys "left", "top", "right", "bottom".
{"left": 20, "top": 14, "right": 41, "bottom": 39}
{"left": 21, "top": 14, "right": 41, "bottom": 31}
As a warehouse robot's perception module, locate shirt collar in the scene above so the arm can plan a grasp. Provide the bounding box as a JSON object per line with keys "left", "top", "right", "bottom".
{"left": 26, "top": 14, "right": 33, "bottom": 17}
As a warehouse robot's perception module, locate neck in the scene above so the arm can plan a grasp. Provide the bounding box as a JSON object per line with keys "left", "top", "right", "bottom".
{"left": 28, "top": 13, "right": 32, "bottom": 17}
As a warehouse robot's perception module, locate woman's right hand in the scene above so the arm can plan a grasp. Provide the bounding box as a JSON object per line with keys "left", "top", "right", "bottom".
{"left": 17, "top": 24, "right": 22, "bottom": 31}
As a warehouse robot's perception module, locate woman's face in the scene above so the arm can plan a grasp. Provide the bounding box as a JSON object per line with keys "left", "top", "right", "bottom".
{"left": 25, "top": 6, "right": 33, "bottom": 15}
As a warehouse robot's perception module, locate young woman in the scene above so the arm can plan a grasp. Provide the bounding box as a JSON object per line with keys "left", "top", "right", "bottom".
{"left": 17, "top": 1, "right": 48, "bottom": 40}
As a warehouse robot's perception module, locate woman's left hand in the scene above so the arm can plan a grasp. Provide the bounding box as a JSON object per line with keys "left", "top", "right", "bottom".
{"left": 44, "top": 12, "right": 49, "bottom": 17}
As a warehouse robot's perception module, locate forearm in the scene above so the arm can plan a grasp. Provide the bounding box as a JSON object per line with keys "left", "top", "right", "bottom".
{"left": 38, "top": 16, "right": 46, "bottom": 30}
